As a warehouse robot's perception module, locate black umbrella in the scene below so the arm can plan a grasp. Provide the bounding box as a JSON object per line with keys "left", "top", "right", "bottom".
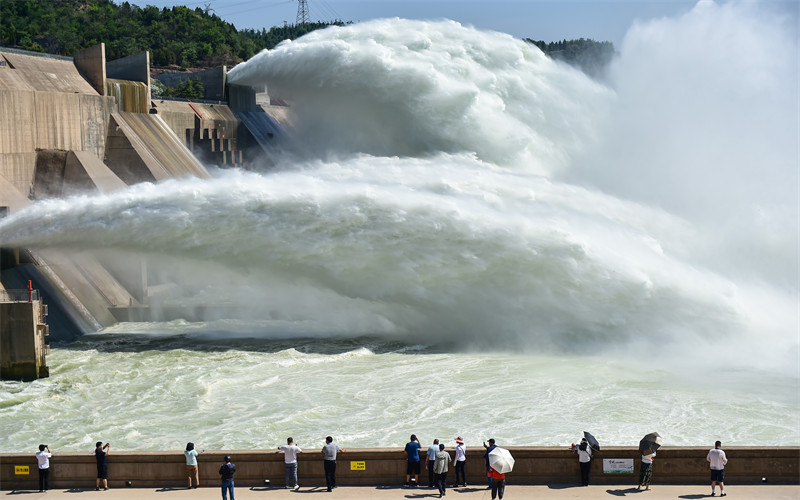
{"left": 639, "top": 432, "right": 662, "bottom": 454}
{"left": 583, "top": 431, "right": 600, "bottom": 451}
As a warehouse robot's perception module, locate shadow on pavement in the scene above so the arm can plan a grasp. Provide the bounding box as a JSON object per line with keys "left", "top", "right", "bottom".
{"left": 606, "top": 487, "right": 643, "bottom": 496}
{"left": 548, "top": 484, "right": 585, "bottom": 490}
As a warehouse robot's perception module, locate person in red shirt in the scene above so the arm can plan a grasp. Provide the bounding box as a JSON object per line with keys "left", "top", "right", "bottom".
{"left": 490, "top": 466, "right": 506, "bottom": 499}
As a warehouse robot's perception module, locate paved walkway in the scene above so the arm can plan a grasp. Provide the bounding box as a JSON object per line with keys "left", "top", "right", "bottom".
{"left": 5, "top": 485, "right": 798, "bottom": 499}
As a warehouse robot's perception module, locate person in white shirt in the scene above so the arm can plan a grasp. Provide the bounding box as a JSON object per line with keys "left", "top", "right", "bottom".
{"left": 707, "top": 440, "right": 728, "bottom": 497}
{"left": 278, "top": 437, "right": 302, "bottom": 490}
{"left": 637, "top": 450, "right": 655, "bottom": 490}
{"left": 452, "top": 437, "right": 467, "bottom": 487}
{"left": 35, "top": 444, "right": 52, "bottom": 492}
{"left": 425, "top": 439, "right": 440, "bottom": 488}
{"left": 574, "top": 438, "right": 592, "bottom": 486}
{"left": 184, "top": 442, "right": 203, "bottom": 489}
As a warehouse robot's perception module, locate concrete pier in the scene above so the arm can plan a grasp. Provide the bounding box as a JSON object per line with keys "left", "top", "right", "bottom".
{"left": 0, "top": 286, "right": 49, "bottom": 380}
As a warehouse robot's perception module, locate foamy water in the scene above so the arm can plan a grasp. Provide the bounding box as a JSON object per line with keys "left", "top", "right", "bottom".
{"left": 0, "top": 334, "right": 795, "bottom": 452}
{"left": 0, "top": 1, "right": 797, "bottom": 451}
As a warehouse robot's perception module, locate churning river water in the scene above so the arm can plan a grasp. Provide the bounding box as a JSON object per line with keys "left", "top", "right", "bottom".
{"left": 0, "top": 1, "right": 798, "bottom": 452}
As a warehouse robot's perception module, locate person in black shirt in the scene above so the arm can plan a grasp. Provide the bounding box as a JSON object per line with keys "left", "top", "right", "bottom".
{"left": 483, "top": 439, "right": 497, "bottom": 488}
{"left": 94, "top": 442, "right": 110, "bottom": 491}
{"left": 219, "top": 455, "right": 236, "bottom": 500}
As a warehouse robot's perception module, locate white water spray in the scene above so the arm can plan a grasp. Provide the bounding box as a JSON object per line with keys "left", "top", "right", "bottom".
{"left": 0, "top": 0, "right": 797, "bottom": 450}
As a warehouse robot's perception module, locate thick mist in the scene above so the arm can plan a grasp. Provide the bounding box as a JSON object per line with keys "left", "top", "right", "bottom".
{"left": 571, "top": 0, "right": 799, "bottom": 287}
{"left": 1, "top": 2, "right": 797, "bottom": 375}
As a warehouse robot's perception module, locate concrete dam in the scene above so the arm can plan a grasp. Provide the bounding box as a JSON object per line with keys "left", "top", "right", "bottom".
{"left": 0, "top": 44, "right": 287, "bottom": 341}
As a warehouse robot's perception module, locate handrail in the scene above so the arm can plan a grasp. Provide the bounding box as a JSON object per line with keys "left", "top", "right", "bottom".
{"left": 0, "top": 289, "right": 40, "bottom": 302}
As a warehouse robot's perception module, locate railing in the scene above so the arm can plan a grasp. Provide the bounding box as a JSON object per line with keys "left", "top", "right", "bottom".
{"left": 152, "top": 95, "right": 227, "bottom": 105}
{"left": 0, "top": 46, "right": 73, "bottom": 61}
{"left": 0, "top": 289, "right": 40, "bottom": 303}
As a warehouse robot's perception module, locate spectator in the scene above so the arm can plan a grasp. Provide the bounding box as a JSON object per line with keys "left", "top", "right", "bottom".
{"left": 707, "top": 440, "right": 728, "bottom": 497}
{"left": 185, "top": 442, "right": 203, "bottom": 489}
{"left": 483, "top": 439, "right": 497, "bottom": 488}
{"left": 218, "top": 455, "right": 236, "bottom": 500}
{"left": 425, "top": 439, "right": 440, "bottom": 487}
{"left": 35, "top": 444, "right": 52, "bottom": 492}
{"left": 94, "top": 441, "right": 110, "bottom": 491}
{"left": 453, "top": 437, "right": 466, "bottom": 487}
{"left": 403, "top": 434, "right": 422, "bottom": 487}
{"left": 278, "top": 437, "right": 302, "bottom": 490}
{"left": 434, "top": 443, "right": 451, "bottom": 498}
{"left": 322, "top": 436, "right": 345, "bottom": 492}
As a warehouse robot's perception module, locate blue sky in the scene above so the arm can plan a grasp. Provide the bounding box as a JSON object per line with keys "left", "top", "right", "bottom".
{"left": 124, "top": 0, "right": 707, "bottom": 46}
{"left": 123, "top": 0, "right": 799, "bottom": 47}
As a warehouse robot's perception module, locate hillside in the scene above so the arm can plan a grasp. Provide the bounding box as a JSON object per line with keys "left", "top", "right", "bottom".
{"left": 1, "top": 0, "right": 614, "bottom": 75}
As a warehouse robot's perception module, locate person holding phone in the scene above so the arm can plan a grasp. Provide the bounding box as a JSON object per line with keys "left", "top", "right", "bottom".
{"left": 94, "top": 441, "right": 110, "bottom": 490}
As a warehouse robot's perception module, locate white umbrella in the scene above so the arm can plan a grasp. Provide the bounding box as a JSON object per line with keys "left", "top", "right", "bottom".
{"left": 488, "top": 447, "right": 515, "bottom": 474}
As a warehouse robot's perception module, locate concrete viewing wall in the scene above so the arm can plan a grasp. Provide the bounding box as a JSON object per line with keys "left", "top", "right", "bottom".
{"left": 1, "top": 447, "right": 798, "bottom": 490}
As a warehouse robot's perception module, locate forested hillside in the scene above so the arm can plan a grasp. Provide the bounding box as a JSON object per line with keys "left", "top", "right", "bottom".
{"left": 526, "top": 38, "right": 615, "bottom": 79}
{"left": 0, "top": 0, "right": 343, "bottom": 67}
{"left": 1, "top": 0, "right": 614, "bottom": 76}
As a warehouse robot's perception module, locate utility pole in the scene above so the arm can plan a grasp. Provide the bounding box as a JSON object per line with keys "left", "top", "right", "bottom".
{"left": 295, "top": 0, "right": 310, "bottom": 25}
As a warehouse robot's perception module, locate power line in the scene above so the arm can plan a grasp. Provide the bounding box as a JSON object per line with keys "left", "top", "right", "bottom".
{"left": 314, "top": 0, "right": 342, "bottom": 22}
{"left": 212, "top": 0, "right": 292, "bottom": 18}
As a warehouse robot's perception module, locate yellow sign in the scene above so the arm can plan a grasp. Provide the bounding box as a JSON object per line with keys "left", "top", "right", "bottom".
{"left": 15, "top": 466, "right": 30, "bottom": 475}
{"left": 350, "top": 461, "right": 366, "bottom": 471}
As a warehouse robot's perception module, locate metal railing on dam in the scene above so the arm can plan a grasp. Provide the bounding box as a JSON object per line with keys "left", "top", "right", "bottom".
{"left": 0, "top": 46, "right": 73, "bottom": 61}
{"left": 0, "top": 289, "right": 40, "bottom": 303}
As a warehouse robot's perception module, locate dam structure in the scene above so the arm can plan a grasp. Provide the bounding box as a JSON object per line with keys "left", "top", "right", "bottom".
{"left": 0, "top": 44, "right": 284, "bottom": 342}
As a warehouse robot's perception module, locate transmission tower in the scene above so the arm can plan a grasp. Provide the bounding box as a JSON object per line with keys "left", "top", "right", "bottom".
{"left": 295, "top": 0, "right": 310, "bottom": 25}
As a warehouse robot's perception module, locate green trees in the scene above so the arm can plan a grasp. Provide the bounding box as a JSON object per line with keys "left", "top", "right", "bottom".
{"left": 526, "top": 38, "right": 616, "bottom": 79}
{"left": 0, "top": 0, "right": 615, "bottom": 78}
{"left": 0, "top": 0, "right": 274, "bottom": 66}
{"left": 240, "top": 22, "right": 348, "bottom": 51}
{"left": 151, "top": 76, "right": 203, "bottom": 99}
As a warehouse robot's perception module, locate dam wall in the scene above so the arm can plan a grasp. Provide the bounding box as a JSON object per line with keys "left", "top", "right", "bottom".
{"left": 1, "top": 447, "right": 797, "bottom": 490}
{"left": 0, "top": 45, "right": 289, "bottom": 340}
{"left": 0, "top": 90, "right": 114, "bottom": 195}
{"left": 0, "top": 47, "right": 196, "bottom": 340}
{"left": 152, "top": 99, "right": 241, "bottom": 166}
{"left": 107, "top": 51, "right": 151, "bottom": 100}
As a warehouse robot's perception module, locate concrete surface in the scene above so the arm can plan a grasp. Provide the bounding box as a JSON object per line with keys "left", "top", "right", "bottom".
{"left": 3, "top": 484, "right": 798, "bottom": 499}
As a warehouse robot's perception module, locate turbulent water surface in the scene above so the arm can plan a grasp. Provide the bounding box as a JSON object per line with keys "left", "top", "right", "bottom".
{"left": 1, "top": 1, "right": 798, "bottom": 452}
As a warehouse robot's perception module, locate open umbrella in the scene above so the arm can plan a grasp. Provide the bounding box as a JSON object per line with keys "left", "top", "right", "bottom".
{"left": 639, "top": 432, "right": 662, "bottom": 455}
{"left": 488, "top": 447, "right": 515, "bottom": 474}
{"left": 583, "top": 431, "right": 600, "bottom": 451}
